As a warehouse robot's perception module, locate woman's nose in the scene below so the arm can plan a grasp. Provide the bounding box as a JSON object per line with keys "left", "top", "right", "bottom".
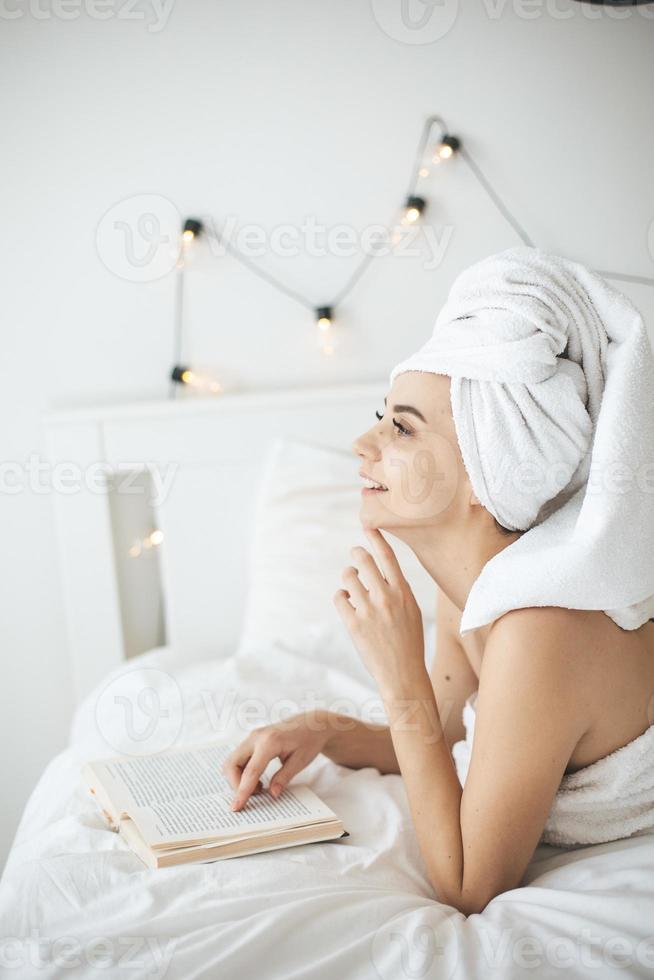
{"left": 351, "top": 427, "right": 380, "bottom": 460}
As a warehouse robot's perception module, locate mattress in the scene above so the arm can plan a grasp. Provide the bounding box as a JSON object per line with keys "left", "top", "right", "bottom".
{"left": 2, "top": 642, "right": 654, "bottom": 980}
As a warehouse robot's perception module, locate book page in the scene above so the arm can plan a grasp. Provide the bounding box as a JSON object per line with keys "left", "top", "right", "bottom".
{"left": 86, "top": 740, "right": 338, "bottom": 847}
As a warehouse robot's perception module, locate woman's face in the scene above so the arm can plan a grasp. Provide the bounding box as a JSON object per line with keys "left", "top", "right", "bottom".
{"left": 352, "top": 371, "right": 467, "bottom": 530}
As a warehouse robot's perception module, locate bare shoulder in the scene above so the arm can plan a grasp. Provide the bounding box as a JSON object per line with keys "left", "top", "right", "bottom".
{"left": 490, "top": 605, "right": 602, "bottom": 657}
{"left": 481, "top": 607, "right": 599, "bottom": 728}
{"left": 488, "top": 605, "right": 639, "bottom": 670}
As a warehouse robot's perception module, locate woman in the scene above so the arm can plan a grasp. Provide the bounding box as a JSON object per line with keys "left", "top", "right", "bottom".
{"left": 223, "top": 247, "right": 654, "bottom": 916}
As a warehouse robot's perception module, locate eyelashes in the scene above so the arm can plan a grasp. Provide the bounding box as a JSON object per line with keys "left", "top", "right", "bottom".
{"left": 375, "top": 409, "right": 411, "bottom": 437}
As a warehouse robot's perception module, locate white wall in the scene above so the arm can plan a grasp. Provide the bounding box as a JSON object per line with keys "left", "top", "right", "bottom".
{"left": 2, "top": 0, "right": 654, "bottom": 868}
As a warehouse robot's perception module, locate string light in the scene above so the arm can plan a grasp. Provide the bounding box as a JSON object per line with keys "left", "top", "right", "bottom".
{"left": 167, "top": 116, "right": 654, "bottom": 394}
{"left": 434, "top": 134, "right": 461, "bottom": 161}
{"left": 402, "top": 195, "right": 427, "bottom": 225}
{"left": 171, "top": 218, "right": 224, "bottom": 399}
{"left": 128, "top": 529, "right": 164, "bottom": 558}
{"left": 171, "top": 365, "right": 223, "bottom": 395}
{"left": 316, "top": 306, "right": 333, "bottom": 330}
{"left": 182, "top": 218, "right": 204, "bottom": 243}
{"left": 314, "top": 307, "right": 337, "bottom": 355}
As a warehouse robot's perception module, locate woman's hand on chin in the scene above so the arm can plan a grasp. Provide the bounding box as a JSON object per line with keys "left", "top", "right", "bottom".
{"left": 333, "top": 526, "right": 426, "bottom": 693}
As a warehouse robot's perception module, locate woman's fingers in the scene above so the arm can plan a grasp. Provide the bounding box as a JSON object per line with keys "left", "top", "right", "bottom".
{"left": 269, "top": 750, "right": 308, "bottom": 798}
{"left": 333, "top": 588, "right": 357, "bottom": 628}
{"left": 350, "top": 546, "right": 387, "bottom": 598}
{"left": 222, "top": 737, "right": 255, "bottom": 790}
{"left": 341, "top": 565, "right": 369, "bottom": 607}
{"left": 363, "top": 527, "right": 404, "bottom": 588}
{"left": 231, "top": 741, "right": 278, "bottom": 811}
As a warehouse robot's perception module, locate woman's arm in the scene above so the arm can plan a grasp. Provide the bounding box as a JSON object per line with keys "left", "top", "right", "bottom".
{"left": 332, "top": 529, "right": 591, "bottom": 916}
{"left": 321, "top": 713, "right": 400, "bottom": 775}
{"left": 381, "top": 608, "right": 591, "bottom": 915}
{"left": 430, "top": 585, "right": 479, "bottom": 751}
{"left": 322, "top": 586, "right": 477, "bottom": 773}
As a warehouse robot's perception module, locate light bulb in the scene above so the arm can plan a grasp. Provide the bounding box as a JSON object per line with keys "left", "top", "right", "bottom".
{"left": 182, "top": 218, "right": 204, "bottom": 242}
{"left": 128, "top": 529, "right": 164, "bottom": 557}
{"left": 171, "top": 365, "right": 223, "bottom": 395}
{"left": 433, "top": 134, "right": 460, "bottom": 162}
{"left": 401, "top": 196, "right": 426, "bottom": 226}
{"left": 315, "top": 306, "right": 333, "bottom": 331}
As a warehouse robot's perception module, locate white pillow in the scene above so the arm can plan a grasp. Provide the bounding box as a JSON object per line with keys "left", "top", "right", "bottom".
{"left": 237, "top": 437, "right": 437, "bottom": 685}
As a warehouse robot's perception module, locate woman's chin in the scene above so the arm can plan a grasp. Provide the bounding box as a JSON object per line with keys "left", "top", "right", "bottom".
{"left": 359, "top": 494, "right": 394, "bottom": 529}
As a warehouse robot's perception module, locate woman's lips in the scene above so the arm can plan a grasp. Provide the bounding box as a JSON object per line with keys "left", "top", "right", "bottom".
{"left": 361, "top": 486, "right": 388, "bottom": 494}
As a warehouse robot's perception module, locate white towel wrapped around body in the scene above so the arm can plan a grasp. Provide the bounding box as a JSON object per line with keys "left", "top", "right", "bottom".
{"left": 452, "top": 692, "right": 654, "bottom": 847}
{"left": 389, "top": 246, "right": 654, "bottom": 635}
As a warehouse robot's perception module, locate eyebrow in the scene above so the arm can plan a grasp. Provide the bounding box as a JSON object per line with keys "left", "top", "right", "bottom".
{"left": 384, "top": 396, "right": 428, "bottom": 424}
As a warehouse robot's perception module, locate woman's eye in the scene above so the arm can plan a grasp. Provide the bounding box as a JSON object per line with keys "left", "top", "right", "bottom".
{"left": 375, "top": 409, "right": 410, "bottom": 436}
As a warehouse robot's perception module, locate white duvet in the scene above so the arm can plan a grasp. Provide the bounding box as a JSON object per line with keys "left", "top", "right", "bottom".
{"left": 2, "top": 642, "right": 654, "bottom": 980}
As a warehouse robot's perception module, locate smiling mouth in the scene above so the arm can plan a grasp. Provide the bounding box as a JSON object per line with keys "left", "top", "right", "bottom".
{"left": 361, "top": 477, "right": 388, "bottom": 492}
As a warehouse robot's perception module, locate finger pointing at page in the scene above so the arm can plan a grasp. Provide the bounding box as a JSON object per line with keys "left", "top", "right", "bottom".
{"left": 231, "top": 743, "right": 272, "bottom": 811}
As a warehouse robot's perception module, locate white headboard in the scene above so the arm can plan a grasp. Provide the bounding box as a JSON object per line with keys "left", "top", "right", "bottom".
{"left": 44, "top": 381, "right": 387, "bottom": 702}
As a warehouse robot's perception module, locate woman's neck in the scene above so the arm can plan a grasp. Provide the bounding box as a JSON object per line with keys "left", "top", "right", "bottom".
{"left": 390, "top": 519, "right": 522, "bottom": 640}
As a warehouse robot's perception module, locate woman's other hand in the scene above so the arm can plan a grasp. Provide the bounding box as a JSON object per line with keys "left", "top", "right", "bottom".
{"left": 222, "top": 710, "right": 331, "bottom": 811}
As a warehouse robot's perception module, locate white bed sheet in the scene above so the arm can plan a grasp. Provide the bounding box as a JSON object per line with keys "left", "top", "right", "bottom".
{"left": 2, "top": 644, "right": 654, "bottom": 980}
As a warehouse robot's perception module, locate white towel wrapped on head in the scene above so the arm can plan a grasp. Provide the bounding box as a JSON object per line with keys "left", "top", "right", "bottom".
{"left": 389, "top": 246, "right": 654, "bottom": 635}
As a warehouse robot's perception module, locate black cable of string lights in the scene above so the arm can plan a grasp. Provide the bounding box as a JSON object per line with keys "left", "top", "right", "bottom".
{"left": 169, "top": 113, "right": 654, "bottom": 397}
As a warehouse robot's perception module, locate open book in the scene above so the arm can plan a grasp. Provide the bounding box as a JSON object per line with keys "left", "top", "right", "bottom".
{"left": 83, "top": 739, "right": 348, "bottom": 869}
